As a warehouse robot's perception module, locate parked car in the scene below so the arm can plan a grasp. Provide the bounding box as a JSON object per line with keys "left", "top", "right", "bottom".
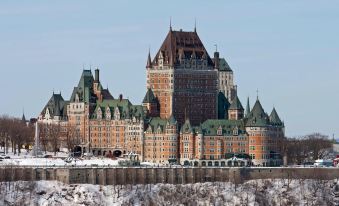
{"left": 4, "top": 156, "right": 10, "bottom": 159}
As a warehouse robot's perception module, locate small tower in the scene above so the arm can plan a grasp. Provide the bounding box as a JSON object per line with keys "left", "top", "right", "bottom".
{"left": 228, "top": 96, "right": 244, "bottom": 120}
{"left": 142, "top": 88, "right": 159, "bottom": 117}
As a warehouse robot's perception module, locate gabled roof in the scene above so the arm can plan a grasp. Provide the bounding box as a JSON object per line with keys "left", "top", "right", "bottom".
{"left": 142, "top": 88, "right": 157, "bottom": 104}
{"left": 246, "top": 99, "right": 269, "bottom": 127}
{"left": 270, "top": 107, "right": 283, "bottom": 126}
{"left": 229, "top": 96, "right": 244, "bottom": 110}
{"left": 152, "top": 29, "right": 214, "bottom": 67}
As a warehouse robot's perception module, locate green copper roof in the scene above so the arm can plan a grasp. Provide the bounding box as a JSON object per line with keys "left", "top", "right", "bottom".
{"left": 41, "top": 93, "right": 67, "bottom": 119}
{"left": 229, "top": 96, "right": 244, "bottom": 110}
{"left": 201, "top": 119, "right": 246, "bottom": 136}
{"left": 269, "top": 107, "right": 283, "bottom": 126}
{"left": 143, "top": 88, "right": 157, "bottom": 103}
{"left": 246, "top": 99, "right": 270, "bottom": 127}
{"left": 70, "top": 70, "right": 97, "bottom": 103}
{"left": 91, "top": 99, "right": 144, "bottom": 120}
{"left": 218, "top": 58, "right": 232, "bottom": 72}
{"left": 147, "top": 116, "right": 176, "bottom": 132}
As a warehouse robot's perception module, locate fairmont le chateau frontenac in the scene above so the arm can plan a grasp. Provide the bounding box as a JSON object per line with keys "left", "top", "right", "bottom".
{"left": 38, "top": 26, "right": 285, "bottom": 167}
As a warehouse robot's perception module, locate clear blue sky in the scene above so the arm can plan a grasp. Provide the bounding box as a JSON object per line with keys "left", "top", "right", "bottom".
{"left": 0, "top": 1, "right": 338, "bottom": 138}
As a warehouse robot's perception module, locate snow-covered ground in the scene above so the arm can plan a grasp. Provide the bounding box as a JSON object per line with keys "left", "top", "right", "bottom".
{"left": 0, "top": 151, "right": 120, "bottom": 167}
{"left": 1, "top": 157, "right": 120, "bottom": 167}
{"left": 0, "top": 179, "right": 338, "bottom": 206}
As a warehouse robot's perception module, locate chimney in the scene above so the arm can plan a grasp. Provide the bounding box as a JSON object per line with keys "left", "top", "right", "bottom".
{"left": 95, "top": 68, "right": 99, "bottom": 82}
{"left": 119, "top": 94, "right": 123, "bottom": 101}
{"left": 214, "top": 51, "right": 220, "bottom": 70}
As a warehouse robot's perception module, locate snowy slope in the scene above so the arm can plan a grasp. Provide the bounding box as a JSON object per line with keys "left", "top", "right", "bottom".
{"left": 0, "top": 179, "right": 339, "bottom": 206}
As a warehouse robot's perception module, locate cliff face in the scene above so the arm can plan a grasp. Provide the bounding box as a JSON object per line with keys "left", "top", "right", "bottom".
{"left": 1, "top": 179, "right": 339, "bottom": 205}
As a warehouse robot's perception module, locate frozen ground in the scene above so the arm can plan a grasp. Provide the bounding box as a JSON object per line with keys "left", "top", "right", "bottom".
{"left": 0, "top": 178, "right": 339, "bottom": 206}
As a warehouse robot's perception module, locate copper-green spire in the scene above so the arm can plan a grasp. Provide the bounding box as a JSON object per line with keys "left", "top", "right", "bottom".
{"left": 246, "top": 96, "right": 250, "bottom": 117}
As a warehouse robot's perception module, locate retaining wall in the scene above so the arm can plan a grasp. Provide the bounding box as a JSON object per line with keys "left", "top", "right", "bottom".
{"left": 0, "top": 166, "right": 338, "bottom": 185}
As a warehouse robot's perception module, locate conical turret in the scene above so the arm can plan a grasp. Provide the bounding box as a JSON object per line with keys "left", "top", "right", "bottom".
{"left": 246, "top": 99, "right": 269, "bottom": 127}
{"left": 270, "top": 107, "right": 283, "bottom": 126}
{"left": 228, "top": 96, "right": 244, "bottom": 120}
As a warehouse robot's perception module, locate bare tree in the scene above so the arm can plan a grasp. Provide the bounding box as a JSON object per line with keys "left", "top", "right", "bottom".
{"left": 0, "top": 116, "right": 34, "bottom": 155}
{"left": 48, "top": 124, "right": 61, "bottom": 156}
{"left": 65, "top": 123, "right": 77, "bottom": 152}
{"left": 39, "top": 123, "right": 49, "bottom": 154}
{"left": 284, "top": 133, "right": 332, "bottom": 164}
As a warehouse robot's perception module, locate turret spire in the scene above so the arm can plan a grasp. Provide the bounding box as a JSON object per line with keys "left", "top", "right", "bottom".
{"left": 169, "top": 17, "right": 172, "bottom": 31}
{"left": 246, "top": 96, "right": 251, "bottom": 117}
{"left": 146, "top": 48, "right": 152, "bottom": 68}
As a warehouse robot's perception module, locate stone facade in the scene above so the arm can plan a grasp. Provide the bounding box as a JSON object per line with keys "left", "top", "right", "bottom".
{"left": 38, "top": 27, "right": 285, "bottom": 166}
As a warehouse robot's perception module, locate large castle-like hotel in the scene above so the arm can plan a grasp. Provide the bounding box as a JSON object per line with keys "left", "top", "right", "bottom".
{"left": 38, "top": 27, "right": 285, "bottom": 167}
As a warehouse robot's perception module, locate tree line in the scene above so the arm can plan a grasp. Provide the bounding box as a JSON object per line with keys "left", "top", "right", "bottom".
{"left": 0, "top": 115, "right": 81, "bottom": 155}
{"left": 280, "top": 133, "right": 333, "bottom": 164}
{"left": 0, "top": 115, "right": 34, "bottom": 155}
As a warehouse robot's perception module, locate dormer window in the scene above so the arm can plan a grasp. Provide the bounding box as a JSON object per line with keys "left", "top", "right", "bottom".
{"left": 217, "top": 126, "right": 222, "bottom": 136}
{"left": 114, "top": 107, "right": 120, "bottom": 120}
{"left": 233, "top": 126, "right": 239, "bottom": 136}
{"left": 97, "top": 108, "right": 102, "bottom": 120}
{"left": 105, "top": 107, "right": 111, "bottom": 120}
{"left": 75, "top": 93, "right": 80, "bottom": 103}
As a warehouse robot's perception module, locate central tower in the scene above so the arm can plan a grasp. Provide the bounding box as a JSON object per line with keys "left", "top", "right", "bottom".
{"left": 146, "top": 28, "right": 218, "bottom": 126}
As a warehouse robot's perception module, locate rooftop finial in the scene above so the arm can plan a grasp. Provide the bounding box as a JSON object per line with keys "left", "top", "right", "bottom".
{"left": 214, "top": 44, "right": 218, "bottom": 52}
{"left": 170, "top": 16, "right": 172, "bottom": 31}
{"left": 194, "top": 17, "right": 197, "bottom": 32}
{"left": 256, "top": 89, "right": 259, "bottom": 100}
